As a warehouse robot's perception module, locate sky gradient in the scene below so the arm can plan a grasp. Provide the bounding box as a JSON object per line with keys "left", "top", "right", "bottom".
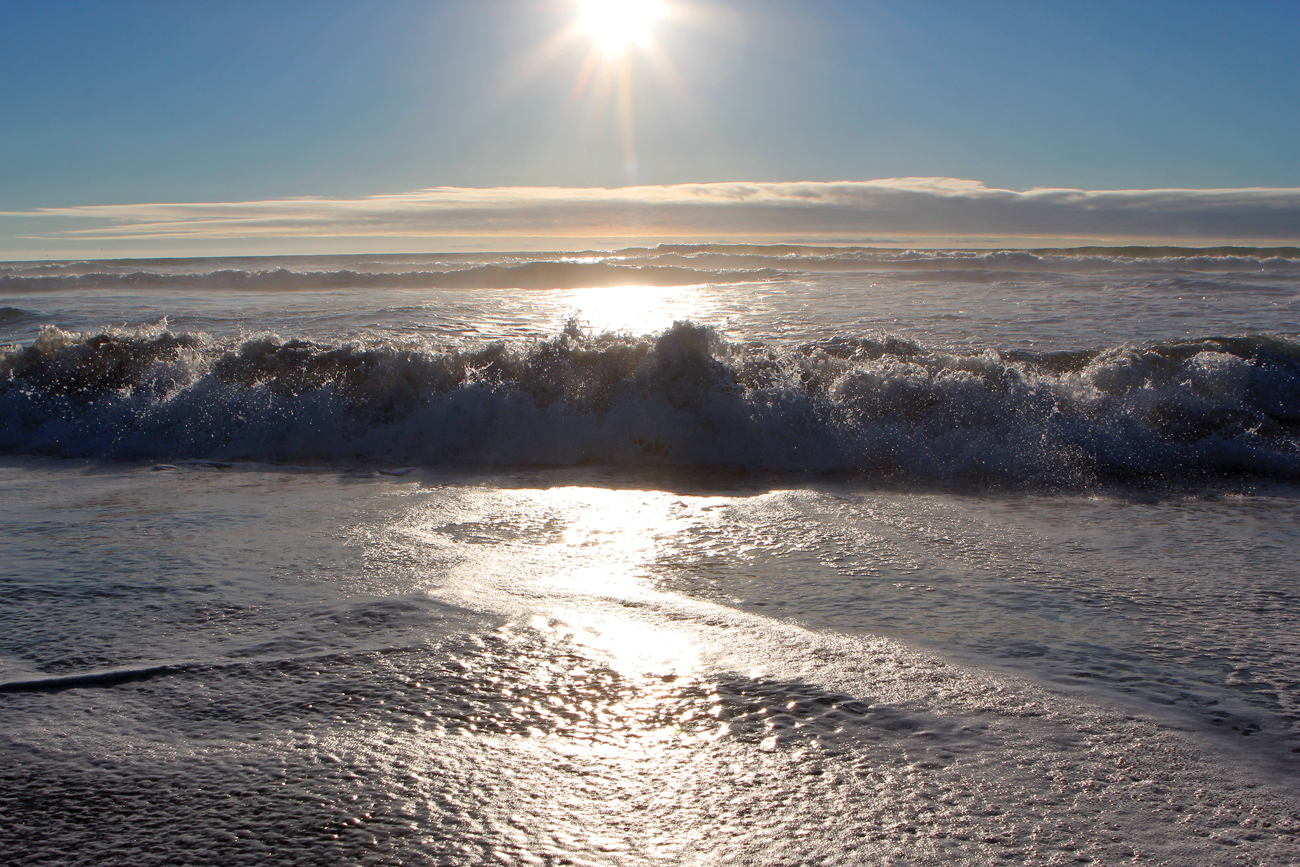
{"left": 3, "top": 0, "right": 1298, "bottom": 257}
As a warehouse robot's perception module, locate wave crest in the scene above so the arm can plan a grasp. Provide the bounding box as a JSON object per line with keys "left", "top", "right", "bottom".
{"left": 0, "top": 261, "right": 783, "bottom": 293}
{"left": 2, "top": 321, "right": 1299, "bottom": 485}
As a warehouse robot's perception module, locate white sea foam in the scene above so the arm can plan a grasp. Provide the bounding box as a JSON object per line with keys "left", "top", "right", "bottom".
{"left": 2, "top": 320, "right": 1297, "bottom": 484}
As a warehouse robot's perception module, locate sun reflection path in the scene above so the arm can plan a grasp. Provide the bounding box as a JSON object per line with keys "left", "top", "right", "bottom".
{"left": 561, "top": 282, "right": 719, "bottom": 335}
{"left": 333, "top": 484, "right": 1083, "bottom": 862}
{"left": 396, "top": 485, "right": 725, "bottom": 671}
{"left": 382, "top": 485, "right": 879, "bottom": 757}
{"left": 304, "top": 614, "right": 886, "bottom": 862}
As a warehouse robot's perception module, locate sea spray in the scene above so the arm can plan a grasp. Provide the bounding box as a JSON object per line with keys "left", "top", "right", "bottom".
{"left": 3, "top": 320, "right": 1298, "bottom": 483}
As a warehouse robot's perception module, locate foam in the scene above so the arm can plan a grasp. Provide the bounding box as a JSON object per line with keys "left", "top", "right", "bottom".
{"left": 2, "top": 320, "right": 1298, "bottom": 485}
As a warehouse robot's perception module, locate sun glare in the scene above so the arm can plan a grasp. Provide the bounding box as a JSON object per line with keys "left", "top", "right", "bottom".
{"left": 575, "top": 0, "right": 669, "bottom": 54}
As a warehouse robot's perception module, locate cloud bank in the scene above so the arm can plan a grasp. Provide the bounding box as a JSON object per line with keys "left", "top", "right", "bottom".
{"left": 3, "top": 178, "right": 1298, "bottom": 256}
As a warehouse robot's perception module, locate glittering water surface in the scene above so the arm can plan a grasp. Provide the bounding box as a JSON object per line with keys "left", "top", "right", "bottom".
{"left": 3, "top": 246, "right": 1299, "bottom": 349}
{"left": 2, "top": 461, "right": 1298, "bottom": 865}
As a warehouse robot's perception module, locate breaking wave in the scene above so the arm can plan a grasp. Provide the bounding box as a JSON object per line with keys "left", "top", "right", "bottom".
{"left": 0, "top": 261, "right": 783, "bottom": 293}
{"left": 3, "top": 244, "right": 1298, "bottom": 296}
{"left": 629, "top": 244, "right": 1300, "bottom": 274}
{"left": 3, "top": 320, "right": 1299, "bottom": 486}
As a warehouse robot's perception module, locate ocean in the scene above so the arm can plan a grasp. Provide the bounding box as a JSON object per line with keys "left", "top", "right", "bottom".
{"left": 2, "top": 244, "right": 1299, "bottom": 864}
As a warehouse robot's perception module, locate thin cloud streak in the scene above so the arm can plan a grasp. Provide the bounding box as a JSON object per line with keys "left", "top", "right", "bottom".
{"left": 4, "top": 179, "right": 1299, "bottom": 246}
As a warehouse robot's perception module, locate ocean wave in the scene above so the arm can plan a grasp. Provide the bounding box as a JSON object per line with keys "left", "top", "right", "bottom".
{"left": 0, "top": 307, "right": 29, "bottom": 325}
{"left": 0, "top": 261, "right": 784, "bottom": 293}
{"left": 0, "top": 663, "right": 201, "bottom": 693}
{"left": 616, "top": 244, "right": 1300, "bottom": 273}
{"left": 3, "top": 321, "right": 1299, "bottom": 486}
{"left": 5, "top": 245, "right": 1298, "bottom": 292}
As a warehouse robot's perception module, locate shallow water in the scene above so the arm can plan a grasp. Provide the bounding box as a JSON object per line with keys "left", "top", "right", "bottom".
{"left": 2, "top": 461, "right": 1299, "bottom": 864}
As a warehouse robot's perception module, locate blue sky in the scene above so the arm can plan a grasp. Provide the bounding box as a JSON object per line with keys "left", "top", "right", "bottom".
{"left": 2, "top": 0, "right": 1298, "bottom": 256}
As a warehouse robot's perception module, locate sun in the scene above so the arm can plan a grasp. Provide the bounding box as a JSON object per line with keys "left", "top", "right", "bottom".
{"left": 575, "top": 0, "right": 669, "bottom": 55}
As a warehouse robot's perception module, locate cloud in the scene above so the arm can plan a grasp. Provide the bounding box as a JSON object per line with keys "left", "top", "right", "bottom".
{"left": 3, "top": 179, "right": 1299, "bottom": 250}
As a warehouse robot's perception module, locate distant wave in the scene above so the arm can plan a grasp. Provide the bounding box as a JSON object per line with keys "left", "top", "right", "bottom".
{"left": 622, "top": 246, "right": 1300, "bottom": 276}
{"left": 625, "top": 242, "right": 1300, "bottom": 258}
{"left": 0, "top": 663, "right": 200, "bottom": 693}
{"left": 4, "top": 245, "right": 1297, "bottom": 292}
{"left": 0, "top": 261, "right": 784, "bottom": 293}
{"left": 3, "top": 321, "right": 1299, "bottom": 486}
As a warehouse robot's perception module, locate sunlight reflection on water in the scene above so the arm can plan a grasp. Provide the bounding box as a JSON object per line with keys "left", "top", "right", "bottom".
{"left": 5, "top": 469, "right": 1295, "bottom": 864}
{"left": 395, "top": 485, "right": 733, "bottom": 685}
{"left": 560, "top": 283, "right": 721, "bottom": 335}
